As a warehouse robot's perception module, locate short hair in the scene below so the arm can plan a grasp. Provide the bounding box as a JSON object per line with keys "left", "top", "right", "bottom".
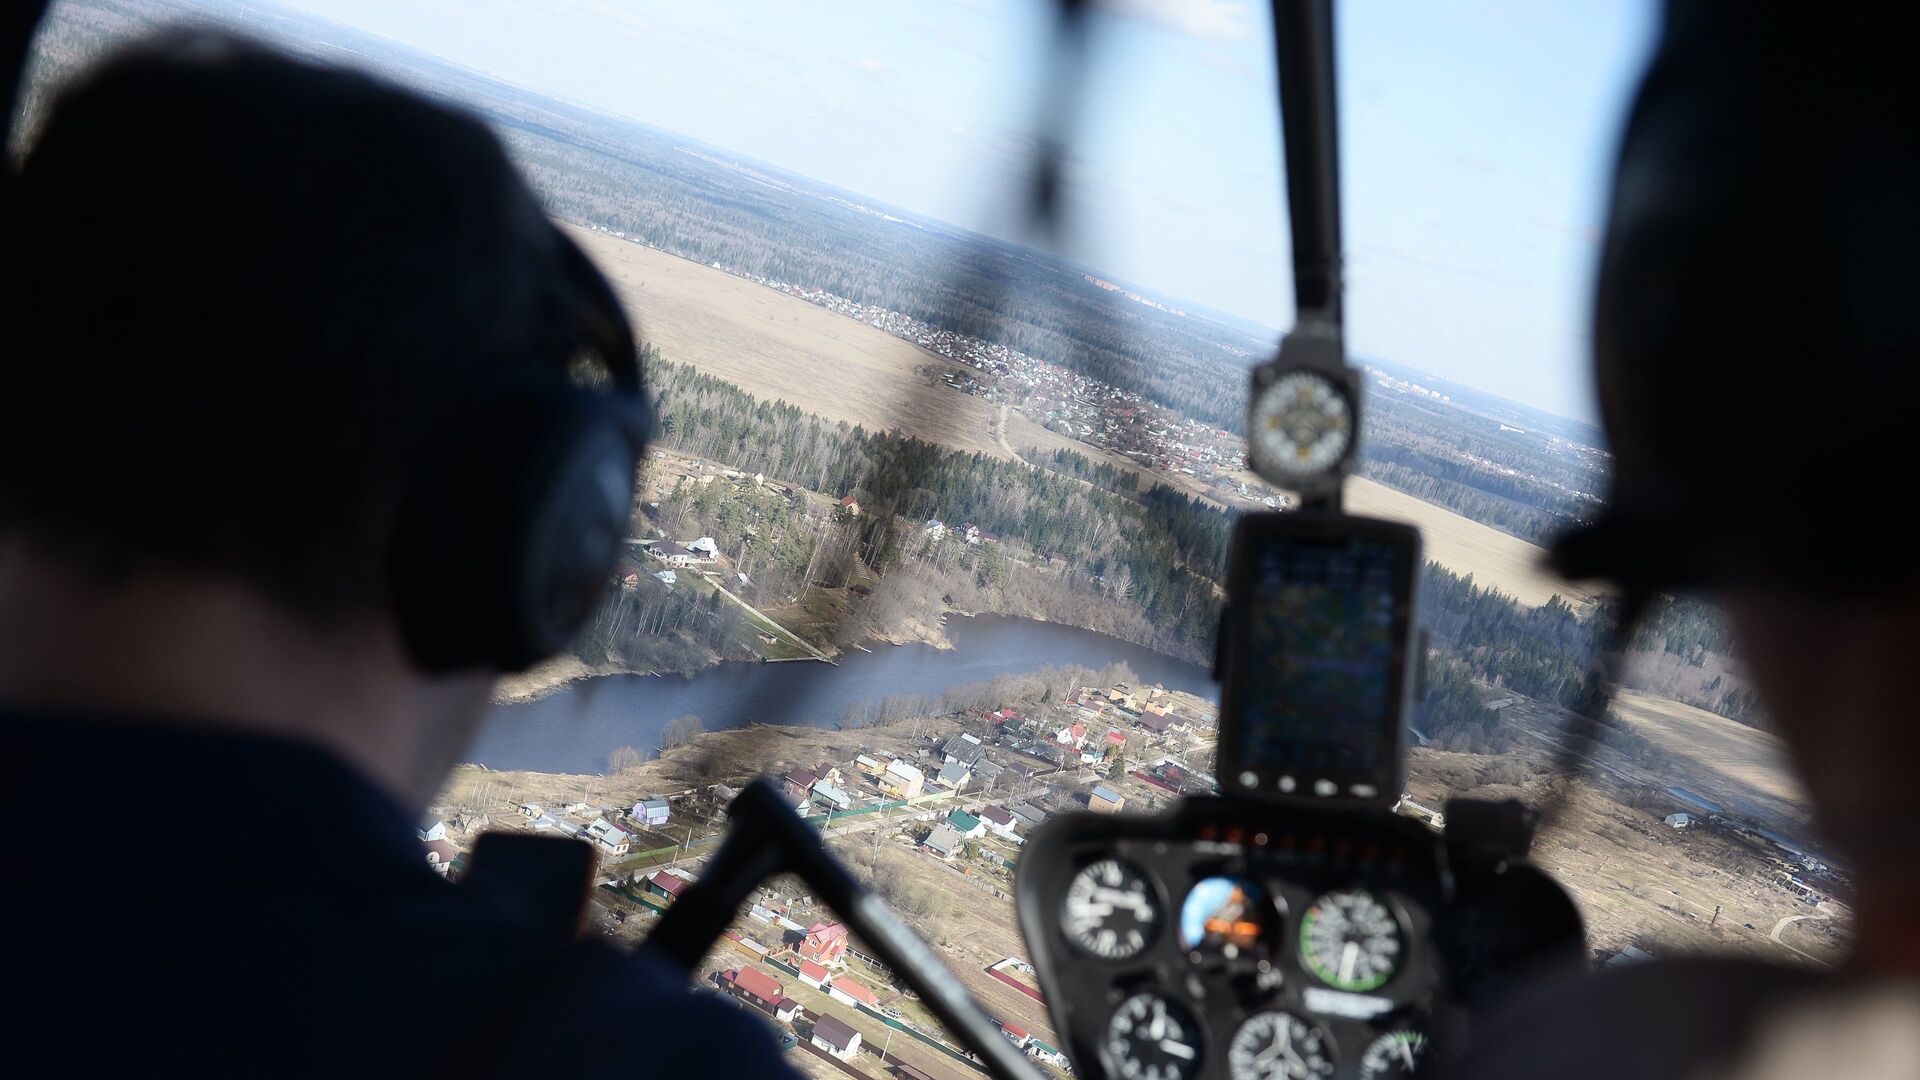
{"left": 0, "top": 34, "right": 613, "bottom": 617}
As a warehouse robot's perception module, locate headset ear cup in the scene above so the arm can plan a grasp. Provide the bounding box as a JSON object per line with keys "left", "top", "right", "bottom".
{"left": 392, "top": 386, "right": 639, "bottom": 673}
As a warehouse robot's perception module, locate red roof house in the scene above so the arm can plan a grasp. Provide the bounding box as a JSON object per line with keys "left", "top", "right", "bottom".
{"left": 721, "top": 967, "right": 785, "bottom": 1014}
{"left": 800, "top": 921, "right": 850, "bottom": 966}
{"left": 798, "top": 960, "right": 831, "bottom": 988}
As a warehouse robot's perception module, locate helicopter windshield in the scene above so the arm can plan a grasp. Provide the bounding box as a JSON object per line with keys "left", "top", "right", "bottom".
{"left": 14, "top": 0, "right": 1848, "bottom": 1073}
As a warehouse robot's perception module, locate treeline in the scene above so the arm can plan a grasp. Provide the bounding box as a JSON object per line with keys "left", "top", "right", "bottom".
{"left": 647, "top": 357, "right": 1233, "bottom": 656}
{"left": 575, "top": 573, "right": 757, "bottom": 674}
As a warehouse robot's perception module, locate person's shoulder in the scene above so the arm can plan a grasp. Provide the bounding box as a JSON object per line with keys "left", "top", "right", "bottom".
{"left": 1439, "top": 957, "right": 1821, "bottom": 1080}
{"left": 449, "top": 938, "right": 801, "bottom": 1078}
{"left": 1699, "top": 978, "right": 1920, "bottom": 1080}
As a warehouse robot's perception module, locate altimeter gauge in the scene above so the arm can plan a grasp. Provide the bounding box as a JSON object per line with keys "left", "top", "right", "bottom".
{"left": 1061, "top": 858, "right": 1160, "bottom": 960}
{"left": 1105, "top": 992, "right": 1202, "bottom": 1080}
{"left": 1298, "top": 888, "right": 1403, "bottom": 992}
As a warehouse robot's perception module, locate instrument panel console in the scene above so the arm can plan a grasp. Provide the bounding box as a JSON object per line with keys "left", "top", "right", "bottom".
{"left": 1018, "top": 797, "right": 1576, "bottom": 1080}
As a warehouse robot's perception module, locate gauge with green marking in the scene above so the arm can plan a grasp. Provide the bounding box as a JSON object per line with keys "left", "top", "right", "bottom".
{"left": 1297, "top": 888, "right": 1402, "bottom": 992}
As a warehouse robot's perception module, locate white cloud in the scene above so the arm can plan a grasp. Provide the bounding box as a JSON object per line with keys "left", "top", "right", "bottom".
{"left": 1097, "top": 0, "right": 1256, "bottom": 42}
{"left": 845, "top": 55, "right": 896, "bottom": 77}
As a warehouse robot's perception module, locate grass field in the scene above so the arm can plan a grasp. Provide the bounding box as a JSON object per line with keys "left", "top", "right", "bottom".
{"left": 569, "top": 224, "right": 1599, "bottom": 611}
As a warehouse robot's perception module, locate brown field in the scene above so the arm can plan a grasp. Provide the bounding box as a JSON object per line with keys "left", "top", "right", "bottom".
{"left": 569, "top": 225, "right": 1007, "bottom": 458}
{"left": 569, "top": 224, "right": 1596, "bottom": 611}
{"left": 1608, "top": 688, "right": 1810, "bottom": 830}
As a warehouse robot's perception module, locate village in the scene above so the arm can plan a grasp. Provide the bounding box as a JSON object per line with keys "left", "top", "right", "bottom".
{"left": 424, "top": 678, "right": 1221, "bottom": 1079}
{"left": 690, "top": 262, "right": 1285, "bottom": 508}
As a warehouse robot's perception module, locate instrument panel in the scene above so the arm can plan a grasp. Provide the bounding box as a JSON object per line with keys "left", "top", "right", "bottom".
{"left": 1017, "top": 798, "right": 1458, "bottom": 1080}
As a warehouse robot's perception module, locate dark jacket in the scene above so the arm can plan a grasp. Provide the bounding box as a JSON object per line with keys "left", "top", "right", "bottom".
{"left": 2, "top": 709, "right": 798, "bottom": 1077}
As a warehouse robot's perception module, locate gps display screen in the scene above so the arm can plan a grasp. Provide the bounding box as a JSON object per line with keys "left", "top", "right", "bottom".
{"left": 1237, "top": 536, "right": 1404, "bottom": 774}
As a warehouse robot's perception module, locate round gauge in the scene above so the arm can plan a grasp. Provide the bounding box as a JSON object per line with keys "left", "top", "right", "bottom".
{"left": 1251, "top": 369, "right": 1353, "bottom": 481}
{"left": 1179, "top": 876, "right": 1273, "bottom": 958}
{"left": 1105, "top": 992, "right": 1202, "bottom": 1080}
{"left": 1297, "top": 888, "right": 1403, "bottom": 992}
{"left": 1226, "top": 1011, "right": 1336, "bottom": 1080}
{"left": 1358, "top": 1031, "right": 1430, "bottom": 1079}
{"left": 1061, "top": 858, "right": 1160, "bottom": 960}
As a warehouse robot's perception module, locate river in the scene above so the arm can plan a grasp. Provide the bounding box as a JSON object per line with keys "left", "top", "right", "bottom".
{"left": 473, "top": 615, "right": 1214, "bottom": 773}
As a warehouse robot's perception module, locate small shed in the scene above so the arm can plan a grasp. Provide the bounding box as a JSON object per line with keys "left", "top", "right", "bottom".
{"left": 1089, "top": 785, "right": 1126, "bottom": 814}
{"left": 811, "top": 1014, "right": 863, "bottom": 1061}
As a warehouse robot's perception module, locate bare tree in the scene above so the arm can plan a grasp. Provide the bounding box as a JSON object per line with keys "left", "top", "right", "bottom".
{"left": 659, "top": 714, "right": 705, "bottom": 753}
{"left": 607, "top": 745, "right": 647, "bottom": 774}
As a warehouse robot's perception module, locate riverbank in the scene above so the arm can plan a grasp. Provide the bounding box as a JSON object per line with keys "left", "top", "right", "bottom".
{"left": 492, "top": 655, "right": 631, "bottom": 705}
{"left": 474, "top": 614, "right": 1214, "bottom": 773}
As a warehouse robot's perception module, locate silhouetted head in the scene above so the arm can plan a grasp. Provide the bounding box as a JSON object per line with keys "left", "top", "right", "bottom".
{"left": 1561, "top": 3, "right": 1920, "bottom": 934}
{"left": 0, "top": 33, "right": 636, "bottom": 806}
{"left": 1, "top": 32, "right": 626, "bottom": 623}
{"left": 1554, "top": 4, "right": 1920, "bottom": 595}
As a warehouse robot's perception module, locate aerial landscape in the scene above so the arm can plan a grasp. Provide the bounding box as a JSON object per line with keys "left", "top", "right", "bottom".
{"left": 18, "top": 1, "right": 1849, "bottom": 1076}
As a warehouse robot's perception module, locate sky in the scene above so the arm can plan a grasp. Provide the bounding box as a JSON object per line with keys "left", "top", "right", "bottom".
{"left": 258, "top": 0, "right": 1657, "bottom": 422}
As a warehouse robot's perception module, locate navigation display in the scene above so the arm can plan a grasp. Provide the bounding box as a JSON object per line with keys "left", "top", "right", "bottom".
{"left": 1238, "top": 535, "right": 1404, "bottom": 774}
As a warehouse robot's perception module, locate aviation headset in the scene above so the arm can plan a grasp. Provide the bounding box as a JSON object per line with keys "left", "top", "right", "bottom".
{"left": 389, "top": 230, "right": 652, "bottom": 675}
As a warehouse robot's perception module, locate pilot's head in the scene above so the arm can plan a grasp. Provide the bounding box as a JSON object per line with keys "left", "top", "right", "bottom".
{"left": 1554, "top": 4, "right": 1920, "bottom": 893}
{"left": 0, "top": 35, "right": 640, "bottom": 806}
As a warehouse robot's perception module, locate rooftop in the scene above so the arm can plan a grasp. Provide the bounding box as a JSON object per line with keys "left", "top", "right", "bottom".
{"left": 813, "top": 1013, "right": 860, "bottom": 1051}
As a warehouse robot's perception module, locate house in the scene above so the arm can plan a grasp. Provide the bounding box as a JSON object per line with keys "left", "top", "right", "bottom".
{"left": 1001, "top": 1022, "right": 1032, "bottom": 1049}
{"left": 973, "top": 757, "right": 1005, "bottom": 789}
{"left": 797, "top": 960, "right": 831, "bottom": 989}
{"left": 518, "top": 803, "right": 542, "bottom": 819}
{"left": 811, "top": 1014, "right": 863, "bottom": 1061}
{"left": 853, "top": 755, "right": 884, "bottom": 780}
{"left": 1136, "top": 712, "right": 1174, "bottom": 735}
{"left": 940, "top": 732, "right": 985, "bottom": 766}
{"left": 947, "top": 810, "right": 986, "bottom": 839}
{"left": 1008, "top": 802, "right": 1049, "bottom": 830}
{"left": 1055, "top": 723, "right": 1087, "bottom": 749}
{"left": 641, "top": 867, "right": 693, "bottom": 901}
{"left": 923, "top": 822, "right": 966, "bottom": 860}
{"left": 882, "top": 760, "right": 924, "bottom": 799}
{"left": 688, "top": 537, "right": 719, "bottom": 559}
{"left": 799, "top": 921, "right": 850, "bottom": 967}
{"left": 1665, "top": 813, "right": 1693, "bottom": 829}
{"left": 828, "top": 977, "right": 880, "bottom": 1009}
{"left": 810, "top": 782, "right": 853, "bottom": 812}
{"left": 934, "top": 761, "right": 971, "bottom": 791}
{"left": 1105, "top": 730, "right": 1128, "bottom": 753}
{"left": 417, "top": 818, "right": 447, "bottom": 843}
{"left": 582, "top": 818, "right": 632, "bottom": 857}
{"left": 1032, "top": 742, "right": 1068, "bottom": 767}
{"left": 721, "top": 967, "right": 785, "bottom": 1015}
{"left": 773, "top": 997, "right": 803, "bottom": 1023}
{"left": 1089, "top": 785, "right": 1126, "bottom": 814}
{"left": 922, "top": 518, "right": 945, "bottom": 539}
{"left": 652, "top": 541, "right": 697, "bottom": 568}
{"left": 653, "top": 569, "right": 677, "bottom": 585}
{"left": 837, "top": 496, "right": 861, "bottom": 517}
{"left": 783, "top": 768, "right": 819, "bottom": 807}
{"left": 633, "top": 797, "right": 671, "bottom": 827}
{"left": 424, "top": 839, "right": 456, "bottom": 875}
{"left": 977, "top": 805, "right": 1019, "bottom": 840}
